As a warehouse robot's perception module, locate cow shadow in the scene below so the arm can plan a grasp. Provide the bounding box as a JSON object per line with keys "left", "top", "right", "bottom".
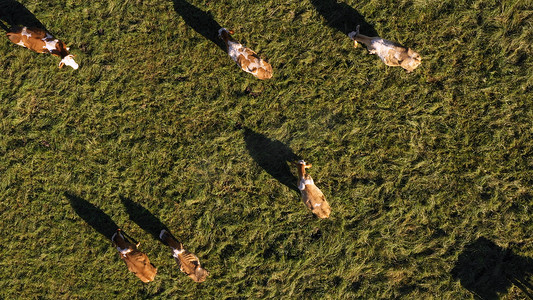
{"left": 0, "top": 0, "right": 46, "bottom": 31}
{"left": 309, "top": 0, "right": 377, "bottom": 37}
{"left": 65, "top": 192, "right": 119, "bottom": 240}
{"left": 120, "top": 196, "right": 170, "bottom": 242}
{"left": 451, "top": 237, "right": 533, "bottom": 300}
{"left": 170, "top": 0, "right": 226, "bottom": 51}
{"left": 243, "top": 127, "right": 301, "bottom": 193}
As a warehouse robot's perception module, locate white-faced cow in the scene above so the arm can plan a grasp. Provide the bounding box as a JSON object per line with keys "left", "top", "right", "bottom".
{"left": 348, "top": 25, "right": 421, "bottom": 72}
{"left": 295, "top": 160, "right": 331, "bottom": 219}
{"left": 6, "top": 26, "right": 79, "bottom": 69}
{"left": 218, "top": 28, "right": 272, "bottom": 80}
{"left": 160, "top": 229, "right": 208, "bottom": 282}
{"left": 111, "top": 229, "right": 157, "bottom": 283}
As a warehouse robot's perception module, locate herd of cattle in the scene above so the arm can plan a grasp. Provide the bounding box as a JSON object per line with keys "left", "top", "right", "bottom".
{"left": 3, "top": 13, "right": 421, "bottom": 283}
{"left": 5, "top": 22, "right": 421, "bottom": 75}
{"left": 110, "top": 228, "right": 208, "bottom": 283}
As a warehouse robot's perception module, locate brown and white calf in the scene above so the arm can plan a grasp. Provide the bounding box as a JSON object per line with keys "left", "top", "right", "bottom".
{"left": 6, "top": 26, "right": 79, "bottom": 69}
{"left": 296, "top": 160, "right": 331, "bottom": 219}
{"left": 348, "top": 25, "right": 421, "bottom": 72}
{"left": 112, "top": 229, "right": 157, "bottom": 283}
{"left": 218, "top": 28, "right": 272, "bottom": 80}
{"left": 160, "top": 229, "right": 208, "bottom": 282}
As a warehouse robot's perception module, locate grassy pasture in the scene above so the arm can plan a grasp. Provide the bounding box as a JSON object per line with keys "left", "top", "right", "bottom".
{"left": 0, "top": 0, "right": 532, "bottom": 298}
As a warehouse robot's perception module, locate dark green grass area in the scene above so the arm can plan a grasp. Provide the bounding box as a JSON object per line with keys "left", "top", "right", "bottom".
{"left": 1, "top": 0, "right": 532, "bottom": 298}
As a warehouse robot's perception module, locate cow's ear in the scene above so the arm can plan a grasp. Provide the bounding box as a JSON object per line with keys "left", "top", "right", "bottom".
{"left": 59, "top": 62, "right": 64, "bottom": 68}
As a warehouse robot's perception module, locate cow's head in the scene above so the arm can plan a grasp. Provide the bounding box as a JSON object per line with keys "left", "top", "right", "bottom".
{"left": 293, "top": 160, "right": 312, "bottom": 178}
{"left": 59, "top": 54, "right": 79, "bottom": 70}
{"left": 218, "top": 28, "right": 235, "bottom": 41}
{"left": 297, "top": 160, "right": 312, "bottom": 169}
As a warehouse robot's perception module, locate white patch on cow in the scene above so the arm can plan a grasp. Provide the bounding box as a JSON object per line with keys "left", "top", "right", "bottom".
{"left": 172, "top": 248, "right": 185, "bottom": 258}
{"left": 370, "top": 39, "right": 399, "bottom": 62}
{"left": 16, "top": 41, "right": 27, "bottom": 47}
{"left": 314, "top": 203, "right": 322, "bottom": 207}
{"left": 298, "top": 178, "right": 314, "bottom": 191}
{"left": 227, "top": 41, "right": 243, "bottom": 63}
{"left": 118, "top": 247, "right": 133, "bottom": 256}
{"left": 60, "top": 55, "right": 79, "bottom": 70}
{"left": 21, "top": 27, "right": 32, "bottom": 38}
{"left": 298, "top": 179, "right": 305, "bottom": 191}
{"left": 43, "top": 39, "right": 58, "bottom": 52}
{"left": 241, "top": 48, "right": 263, "bottom": 75}
{"left": 246, "top": 60, "right": 261, "bottom": 73}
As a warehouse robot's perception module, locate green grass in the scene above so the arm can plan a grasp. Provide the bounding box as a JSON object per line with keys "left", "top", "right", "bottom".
{"left": 1, "top": 0, "right": 532, "bottom": 298}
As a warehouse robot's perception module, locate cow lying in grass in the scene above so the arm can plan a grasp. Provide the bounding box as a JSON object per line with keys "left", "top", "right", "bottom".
{"left": 160, "top": 229, "right": 208, "bottom": 282}
{"left": 112, "top": 229, "right": 157, "bottom": 283}
{"left": 296, "top": 160, "right": 331, "bottom": 219}
{"left": 348, "top": 25, "right": 421, "bottom": 72}
{"left": 6, "top": 26, "right": 79, "bottom": 69}
{"left": 218, "top": 28, "right": 272, "bottom": 80}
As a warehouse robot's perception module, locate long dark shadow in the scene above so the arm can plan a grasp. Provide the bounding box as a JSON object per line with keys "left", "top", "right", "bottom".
{"left": 309, "top": 0, "right": 377, "bottom": 37}
{"left": 243, "top": 127, "right": 301, "bottom": 193}
{"left": 120, "top": 196, "right": 169, "bottom": 242}
{"left": 65, "top": 192, "right": 119, "bottom": 240}
{"left": 452, "top": 237, "right": 533, "bottom": 300}
{"left": 170, "top": 0, "right": 226, "bottom": 51}
{"left": 0, "top": 0, "right": 46, "bottom": 30}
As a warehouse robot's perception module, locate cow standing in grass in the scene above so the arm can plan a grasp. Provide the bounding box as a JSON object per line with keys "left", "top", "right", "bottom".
{"left": 348, "top": 25, "right": 421, "bottom": 72}
{"left": 160, "top": 229, "right": 208, "bottom": 282}
{"left": 296, "top": 160, "right": 331, "bottom": 219}
{"left": 218, "top": 28, "right": 272, "bottom": 80}
{"left": 112, "top": 229, "right": 157, "bottom": 283}
{"left": 6, "top": 26, "right": 78, "bottom": 69}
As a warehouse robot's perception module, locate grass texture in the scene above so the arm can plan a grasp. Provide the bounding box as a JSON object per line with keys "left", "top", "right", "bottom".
{"left": 0, "top": 0, "right": 532, "bottom": 298}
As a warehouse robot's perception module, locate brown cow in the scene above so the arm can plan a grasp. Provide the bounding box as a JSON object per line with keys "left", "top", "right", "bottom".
{"left": 6, "top": 26, "right": 79, "bottom": 69}
{"left": 160, "top": 229, "right": 208, "bottom": 282}
{"left": 296, "top": 160, "right": 331, "bottom": 219}
{"left": 218, "top": 28, "right": 272, "bottom": 80}
{"left": 348, "top": 25, "right": 421, "bottom": 72}
{"left": 111, "top": 229, "right": 157, "bottom": 283}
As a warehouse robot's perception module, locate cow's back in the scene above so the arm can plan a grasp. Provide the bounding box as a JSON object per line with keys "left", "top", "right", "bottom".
{"left": 6, "top": 31, "right": 22, "bottom": 45}
{"left": 123, "top": 250, "right": 157, "bottom": 283}
{"left": 301, "top": 179, "right": 331, "bottom": 219}
{"left": 7, "top": 27, "right": 50, "bottom": 54}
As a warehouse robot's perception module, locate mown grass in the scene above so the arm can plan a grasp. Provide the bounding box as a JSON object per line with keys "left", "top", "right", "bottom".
{"left": 0, "top": 0, "right": 532, "bottom": 298}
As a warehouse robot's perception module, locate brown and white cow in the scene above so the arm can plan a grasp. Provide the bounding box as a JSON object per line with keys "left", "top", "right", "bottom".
{"left": 218, "top": 28, "right": 272, "bottom": 80}
{"left": 111, "top": 229, "right": 157, "bottom": 283}
{"left": 295, "top": 160, "right": 331, "bottom": 219}
{"left": 348, "top": 25, "right": 421, "bottom": 72}
{"left": 160, "top": 229, "right": 208, "bottom": 282}
{"left": 6, "top": 26, "right": 79, "bottom": 69}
